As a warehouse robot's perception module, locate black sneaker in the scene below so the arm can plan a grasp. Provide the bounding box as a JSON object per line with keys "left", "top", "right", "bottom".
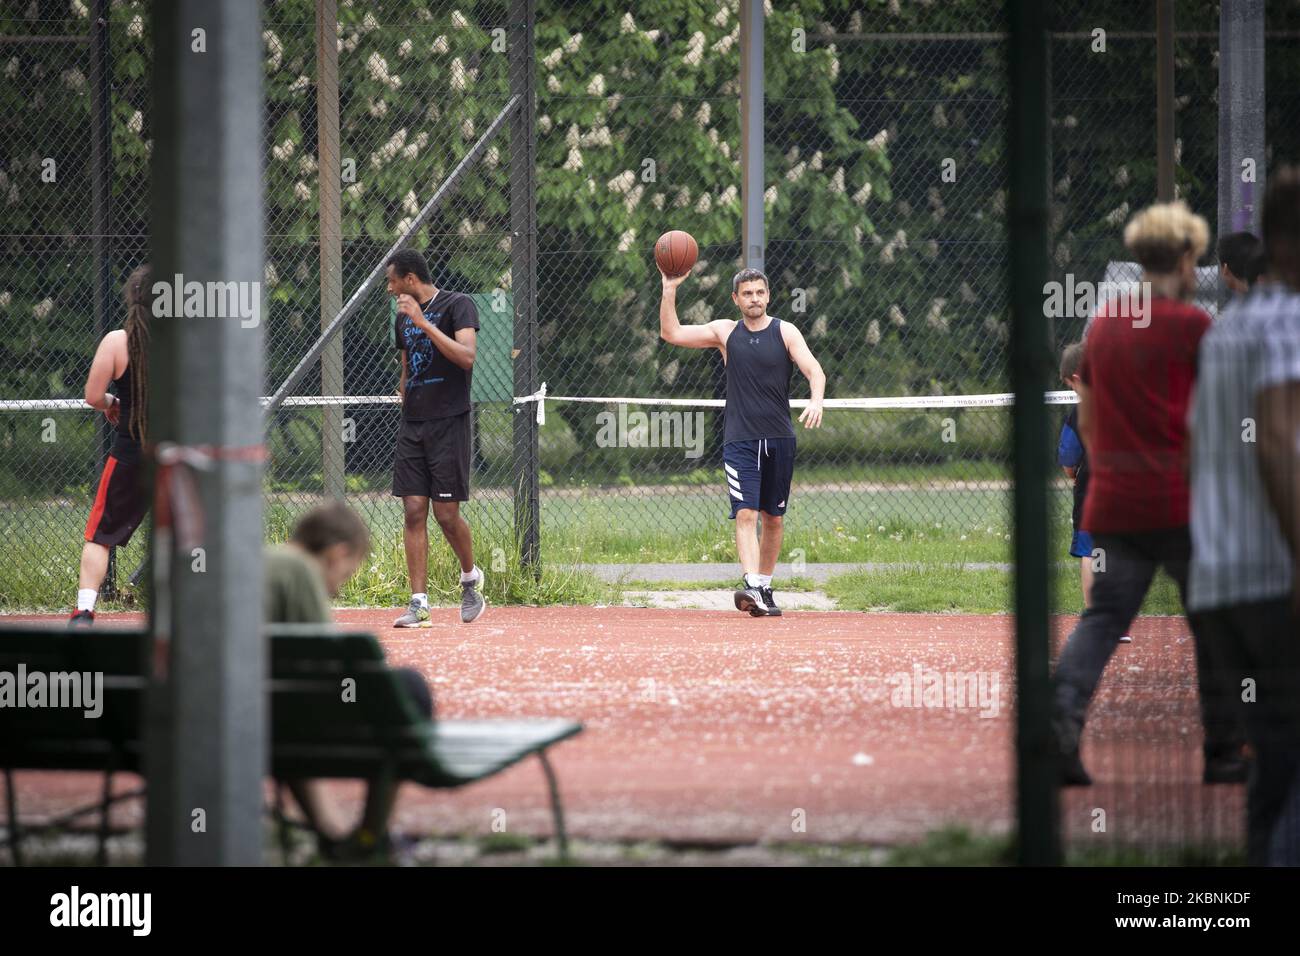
{"left": 733, "top": 583, "right": 768, "bottom": 617}
{"left": 1203, "top": 754, "right": 1249, "bottom": 784}
{"left": 319, "top": 828, "right": 393, "bottom": 864}
{"left": 68, "top": 610, "right": 94, "bottom": 627}
{"left": 759, "top": 586, "right": 782, "bottom": 616}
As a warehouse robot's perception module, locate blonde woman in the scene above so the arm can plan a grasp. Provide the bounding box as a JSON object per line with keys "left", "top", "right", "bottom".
{"left": 1051, "top": 202, "right": 1244, "bottom": 786}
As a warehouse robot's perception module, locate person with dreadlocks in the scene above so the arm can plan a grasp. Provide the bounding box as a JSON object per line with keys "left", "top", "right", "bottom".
{"left": 71, "top": 264, "right": 152, "bottom": 625}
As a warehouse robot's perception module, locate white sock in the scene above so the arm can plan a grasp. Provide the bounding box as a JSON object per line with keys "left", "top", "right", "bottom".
{"left": 756, "top": 574, "right": 773, "bottom": 588}
{"left": 744, "top": 572, "right": 763, "bottom": 589}
{"left": 460, "top": 565, "right": 481, "bottom": 586}
{"left": 411, "top": 592, "right": 428, "bottom": 608}
{"left": 77, "top": 588, "right": 98, "bottom": 612}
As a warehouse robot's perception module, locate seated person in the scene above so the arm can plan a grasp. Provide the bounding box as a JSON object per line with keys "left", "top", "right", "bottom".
{"left": 265, "top": 501, "right": 433, "bottom": 861}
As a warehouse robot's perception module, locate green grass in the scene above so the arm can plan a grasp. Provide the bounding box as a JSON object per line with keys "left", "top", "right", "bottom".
{"left": 0, "top": 498, "right": 617, "bottom": 612}
{"left": 884, "top": 826, "right": 1015, "bottom": 866}
{"left": 878, "top": 826, "right": 1245, "bottom": 866}
{"left": 476, "top": 832, "right": 535, "bottom": 855}
{"left": 823, "top": 561, "right": 1186, "bottom": 615}
{"left": 534, "top": 484, "right": 1018, "bottom": 565}
{"left": 0, "top": 472, "right": 1150, "bottom": 617}
{"left": 337, "top": 519, "right": 619, "bottom": 610}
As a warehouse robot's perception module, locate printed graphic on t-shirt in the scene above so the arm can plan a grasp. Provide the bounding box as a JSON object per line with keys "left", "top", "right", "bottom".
{"left": 397, "top": 291, "right": 479, "bottom": 421}
{"left": 402, "top": 315, "right": 445, "bottom": 390}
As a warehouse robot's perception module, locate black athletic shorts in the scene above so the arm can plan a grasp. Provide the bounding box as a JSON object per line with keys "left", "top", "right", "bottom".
{"left": 723, "top": 437, "right": 796, "bottom": 519}
{"left": 392, "top": 412, "right": 471, "bottom": 501}
{"left": 84, "top": 451, "right": 149, "bottom": 547}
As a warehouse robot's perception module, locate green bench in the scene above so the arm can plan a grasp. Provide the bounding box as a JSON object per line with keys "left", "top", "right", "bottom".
{"left": 0, "top": 624, "right": 583, "bottom": 864}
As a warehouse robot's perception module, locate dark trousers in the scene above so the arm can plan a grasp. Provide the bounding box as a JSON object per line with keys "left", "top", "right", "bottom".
{"left": 1190, "top": 599, "right": 1300, "bottom": 865}
{"left": 1053, "top": 527, "right": 1244, "bottom": 761}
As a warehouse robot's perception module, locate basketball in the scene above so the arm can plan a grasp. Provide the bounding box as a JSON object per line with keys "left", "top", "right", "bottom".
{"left": 654, "top": 230, "right": 698, "bottom": 278}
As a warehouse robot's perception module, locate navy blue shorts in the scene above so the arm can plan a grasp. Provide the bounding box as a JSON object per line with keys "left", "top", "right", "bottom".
{"left": 723, "top": 437, "right": 796, "bottom": 519}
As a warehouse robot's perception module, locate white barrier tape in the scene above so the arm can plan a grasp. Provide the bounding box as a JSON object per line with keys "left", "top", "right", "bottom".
{"left": 2, "top": 388, "right": 1078, "bottom": 415}
{"left": 0, "top": 395, "right": 404, "bottom": 413}
{"left": 509, "top": 383, "right": 1079, "bottom": 424}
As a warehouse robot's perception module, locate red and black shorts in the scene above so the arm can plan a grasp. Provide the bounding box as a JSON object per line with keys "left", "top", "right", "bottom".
{"left": 84, "top": 451, "right": 149, "bottom": 547}
{"left": 392, "top": 412, "right": 471, "bottom": 502}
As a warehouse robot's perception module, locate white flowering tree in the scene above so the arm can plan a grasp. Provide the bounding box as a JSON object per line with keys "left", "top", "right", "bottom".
{"left": 3, "top": 0, "right": 1279, "bottom": 493}
{"left": 530, "top": 0, "right": 893, "bottom": 477}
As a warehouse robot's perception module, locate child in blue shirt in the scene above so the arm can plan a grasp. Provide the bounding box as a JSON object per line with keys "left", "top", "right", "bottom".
{"left": 1059, "top": 342, "right": 1130, "bottom": 642}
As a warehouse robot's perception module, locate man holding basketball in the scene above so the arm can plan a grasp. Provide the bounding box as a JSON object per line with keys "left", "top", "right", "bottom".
{"left": 660, "top": 263, "right": 825, "bottom": 616}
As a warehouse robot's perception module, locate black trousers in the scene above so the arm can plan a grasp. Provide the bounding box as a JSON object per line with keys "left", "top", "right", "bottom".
{"left": 1052, "top": 527, "right": 1244, "bottom": 762}
{"left": 1189, "top": 598, "right": 1300, "bottom": 865}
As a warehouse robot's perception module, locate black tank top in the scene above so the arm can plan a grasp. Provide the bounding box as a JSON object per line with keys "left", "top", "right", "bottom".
{"left": 723, "top": 317, "right": 795, "bottom": 444}
{"left": 111, "top": 363, "right": 142, "bottom": 461}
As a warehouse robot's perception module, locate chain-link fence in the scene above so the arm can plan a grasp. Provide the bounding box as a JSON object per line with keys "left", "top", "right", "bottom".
{"left": 2, "top": 0, "right": 1299, "bottom": 614}
{"left": 5, "top": 0, "right": 1300, "bottom": 866}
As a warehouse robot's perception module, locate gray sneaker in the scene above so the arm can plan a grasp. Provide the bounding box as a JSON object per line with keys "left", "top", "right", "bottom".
{"left": 461, "top": 569, "right": 486, "bottom": 623}
{"left": 393, "top": 598, "right": 429, "bottom": 628}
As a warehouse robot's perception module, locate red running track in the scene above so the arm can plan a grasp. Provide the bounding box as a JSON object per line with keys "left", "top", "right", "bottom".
{"left": 1, "top": 607, "right": 1243, "bottom": 848}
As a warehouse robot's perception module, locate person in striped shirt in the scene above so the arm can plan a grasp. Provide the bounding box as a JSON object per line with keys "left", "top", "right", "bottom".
{"left": 1188, "top": 168, "right": 1300, "bottom": 865}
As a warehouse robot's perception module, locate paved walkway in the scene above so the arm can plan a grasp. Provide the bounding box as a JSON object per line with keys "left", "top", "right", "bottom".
{"left": 581, "top": 561, "right": 1014, "bottom": 584}
{"left": 620, "top": 589, "right": 841, "bottom": 611}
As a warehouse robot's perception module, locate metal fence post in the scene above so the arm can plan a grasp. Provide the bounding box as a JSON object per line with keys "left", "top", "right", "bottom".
{"left": 741, "top": 0, "right": 764, "bottom": 273}
{"left": 509, "top": 0, "right": 539, "bottom": 571}
{"left": 89, "top": 0, "right": 116, "bottom": 597}
{"left": 1156, "top": 0, "right": 1175, "bottom": 202}
{"left": 145, "top": 0, "right": 266, "bottom": 866}
{"left": 317, "top": 0, "right": 345, "bottom": 501}
{"left": 1007, "top": 0, "right": 1060, "bottom": 867}
{"left": 1218, "top": 0, "right": 1265, "bottom": 305}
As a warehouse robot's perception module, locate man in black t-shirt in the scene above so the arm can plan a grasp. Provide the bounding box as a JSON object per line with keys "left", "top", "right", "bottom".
{"left": 385, "top": 249, "right": 486, "bottom": 625}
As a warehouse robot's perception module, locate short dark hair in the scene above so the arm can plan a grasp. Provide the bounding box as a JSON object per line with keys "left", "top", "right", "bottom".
{"left": 1059, "top": 341, "right": 1084, "bottom": 381}
{"left": 1217, "top": 231, "right": 1264, "bottom": 283}
{"left": 1263, "top": 165, "right": 1300, "bottom": 273}
{"left": 732, "top": 268, "right": 768, "bottom": 293}
{"left": 291, "top": 502, "right": 371, "bottom": 557}
{"left": 385, "top": 249, "right": 432, "bottom": 284}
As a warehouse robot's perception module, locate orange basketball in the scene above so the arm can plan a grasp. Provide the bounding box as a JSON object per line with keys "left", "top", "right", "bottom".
{"left": 654, "top": 230, "right": 699, "bottom": 278}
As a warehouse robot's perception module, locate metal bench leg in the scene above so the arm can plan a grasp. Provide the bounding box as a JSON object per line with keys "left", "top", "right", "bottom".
{"left": 537, "top": 751, "right": 569, "bottom": 861}
{"left": 4, "top": 768, "right": 22, "bottom": 867}
{"left": 368, "top": 761, "right": 399, "bottom": 863}
{"left": 97, "top": 769, "right": 114, "bottom": 866}
{"left": 274, "top": 784, "right": 292, "bottom": 865}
